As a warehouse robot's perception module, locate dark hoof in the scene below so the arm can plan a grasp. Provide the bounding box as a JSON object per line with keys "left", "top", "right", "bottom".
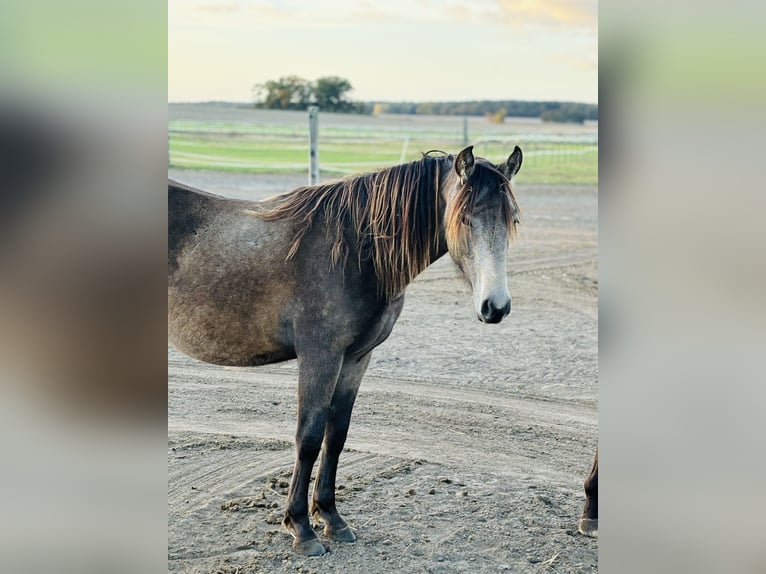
{"left": 292, "top": 538, "right": 327, "bottom": 556}
{"left": 325, "top": 524, "right": 357, "bottom": 542}
{"left": 311, "top": 508, "right": 357, "bottom": 543}
{"left": 283, "top": 518, "right": 327, "bottom": 556}
{"left": 578, "top": 518, "right": 598, "bottom": 538}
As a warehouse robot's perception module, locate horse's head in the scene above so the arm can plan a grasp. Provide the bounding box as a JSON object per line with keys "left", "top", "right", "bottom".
{"left": 442, "top": 145, "right": 522, "bottom": 323}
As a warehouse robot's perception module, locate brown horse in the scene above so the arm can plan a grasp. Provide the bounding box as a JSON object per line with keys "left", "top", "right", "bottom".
{"left": 168, "top": 146, "right": 522, "bottom": 556}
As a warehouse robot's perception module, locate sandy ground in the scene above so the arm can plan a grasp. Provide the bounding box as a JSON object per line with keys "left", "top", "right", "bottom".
{"left": 168, "top": 169, "right": 598, "bottom": 573}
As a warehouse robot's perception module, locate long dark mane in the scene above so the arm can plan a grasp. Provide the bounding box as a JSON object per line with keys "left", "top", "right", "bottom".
{"left": 256, "top": 153, "right": 519, "bottom": 300}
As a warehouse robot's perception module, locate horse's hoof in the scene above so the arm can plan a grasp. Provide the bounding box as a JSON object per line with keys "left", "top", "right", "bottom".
{"left": 292, "top": 538, "right": 327, "bottom": 556}
{"left": 326, "top": 525, "right": 357, "bottom": 542}
{"left": 578, "top": 518, "right": 598, "bottom": 538}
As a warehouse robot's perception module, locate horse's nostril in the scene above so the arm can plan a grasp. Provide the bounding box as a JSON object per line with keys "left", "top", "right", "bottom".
{"left": 480, "top": 299, "right": 509, "bottom": 324}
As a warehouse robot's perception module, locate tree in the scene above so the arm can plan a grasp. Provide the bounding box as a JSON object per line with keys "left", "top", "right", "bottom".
{"left": 253, "top": 75, "right": 361, "bottom": 112}
{"left": 253, "top": 75, "right": 312, "bottom": 110}
{"left": 313, "top": 76, "right": 353, "bottom": 112}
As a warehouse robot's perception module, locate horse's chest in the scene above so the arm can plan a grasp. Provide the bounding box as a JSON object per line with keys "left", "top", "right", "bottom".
{"left": 347, "top": 296, "right": 405, "bottom": 358}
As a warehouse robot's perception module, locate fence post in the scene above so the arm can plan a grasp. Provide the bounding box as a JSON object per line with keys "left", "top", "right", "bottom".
{"left": 308, "top": 106, "right": 319, "bottom": 185}
{"left": 462, "top": 117, "right": 469, "bottom": 146}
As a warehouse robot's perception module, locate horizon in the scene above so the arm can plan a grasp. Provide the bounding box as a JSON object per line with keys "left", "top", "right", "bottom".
{"left": 169, "top": 0, "right": 597, "bottom": 105}
{"left": 168, "top": 97, "right": 598, "bottom": 106}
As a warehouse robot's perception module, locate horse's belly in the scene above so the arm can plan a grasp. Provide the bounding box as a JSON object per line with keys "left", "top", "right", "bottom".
{"left": 170, "top": 336, "right": 296, "bottom": 366}
{"left": 168, "top": 289, "right": 295, "bottom": 367}
{"left": 168, "top": 326, "right": 295, "bottom": 366}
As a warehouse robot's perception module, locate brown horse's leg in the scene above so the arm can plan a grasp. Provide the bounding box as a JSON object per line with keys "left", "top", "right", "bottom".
{"left": 311, "top": 352, "right": 371, "bottom": 542}
{"left": 578, "top": 448, "right": 598, "bottom": 537}
{"left": 283, "top": 352, "right": 343, "bottom": 557}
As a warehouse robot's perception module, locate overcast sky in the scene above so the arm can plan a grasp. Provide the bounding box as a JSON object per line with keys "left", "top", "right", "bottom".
{"left": 169, "top": 0, "right": 597, "bottom": 103}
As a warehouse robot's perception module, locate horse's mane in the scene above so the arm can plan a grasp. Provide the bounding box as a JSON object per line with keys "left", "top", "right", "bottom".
{"left": 256, "top": 153, "right": 519, "bottom": 300}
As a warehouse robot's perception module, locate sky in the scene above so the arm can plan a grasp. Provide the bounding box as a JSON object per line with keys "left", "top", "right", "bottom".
{"left": 168, "top": 0, "right": 597, "bottom": 104}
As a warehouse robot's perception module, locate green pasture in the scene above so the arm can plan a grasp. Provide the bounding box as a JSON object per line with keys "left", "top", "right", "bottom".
{"left": 169, "top": 124, "right": 597, "bottom": 185}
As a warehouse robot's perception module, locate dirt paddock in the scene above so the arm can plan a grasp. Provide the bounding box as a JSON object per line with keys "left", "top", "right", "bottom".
{"left": 168, "top": 170, "right": 598, "bottom": 573}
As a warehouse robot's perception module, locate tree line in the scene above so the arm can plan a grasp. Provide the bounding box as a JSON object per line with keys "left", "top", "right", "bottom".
{"left": 373, "top": 100, "right": 597, "bottom": 123}
{"left": 254, "top": 76, "right": 597, "bottom": 123}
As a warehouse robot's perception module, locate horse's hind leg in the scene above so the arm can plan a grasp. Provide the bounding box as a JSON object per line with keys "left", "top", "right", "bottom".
{"left": 311, "top": 352, "right": 371, "bottom": 543}
{"left": 578, "top": 448, "right": 598, "bottom": 537}
{"left": 283, "top": 351, "right": 343, "bottom": 557}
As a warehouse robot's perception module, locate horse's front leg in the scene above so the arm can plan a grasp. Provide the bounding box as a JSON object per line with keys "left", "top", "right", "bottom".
{"left": 283, "top": 351, "right": 343, "bottom": 556}
{"left": 578, "top": 448, "right": 598, "bottom": 537}
{"left": 310, "top": 352, "right": 371, "bottom": 542}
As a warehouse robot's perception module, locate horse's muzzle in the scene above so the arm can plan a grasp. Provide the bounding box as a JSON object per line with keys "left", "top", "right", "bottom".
{"left": 478, "top": 299, "right": 511, "bottom": 324}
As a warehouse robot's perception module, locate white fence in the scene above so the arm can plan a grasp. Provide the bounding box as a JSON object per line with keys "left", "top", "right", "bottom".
{"left": 168, "top": 110, "right": 598, "bottom": 183}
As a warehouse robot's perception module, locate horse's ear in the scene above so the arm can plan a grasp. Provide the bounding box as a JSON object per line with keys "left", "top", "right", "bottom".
{"left": 455, "top": 145, "right": 475, "bottom": 184}
{"left": 501, "top": 146, "right": 523, "bottom": 179}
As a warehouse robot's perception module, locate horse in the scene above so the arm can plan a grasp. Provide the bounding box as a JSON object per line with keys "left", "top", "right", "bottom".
{"left": 168, "top": 145, "right": 523, "bottom": 556}
{"left": 579, "top": 448, "right": 598, "bottom": 537}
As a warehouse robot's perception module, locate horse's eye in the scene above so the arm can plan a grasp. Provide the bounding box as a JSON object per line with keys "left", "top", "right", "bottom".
{"left": 461, "top": 215, "right": 473, "bottom": 227}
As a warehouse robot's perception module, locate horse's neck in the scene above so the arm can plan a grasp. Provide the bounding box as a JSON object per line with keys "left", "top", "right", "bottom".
{"left": 429, "top": 179, "right": 450, "bottom": 266}
{"left": 429, "top": 230, "right": 449, "bottom": 266}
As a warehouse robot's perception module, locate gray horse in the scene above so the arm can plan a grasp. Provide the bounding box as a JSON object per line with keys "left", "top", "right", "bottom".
{"left": 168, "top": 145, "right": 522, "bottom": 556}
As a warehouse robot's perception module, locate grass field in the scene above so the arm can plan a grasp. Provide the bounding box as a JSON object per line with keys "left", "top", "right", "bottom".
{"left": 168, "top": 104, "right": 598, "bottom": 185}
